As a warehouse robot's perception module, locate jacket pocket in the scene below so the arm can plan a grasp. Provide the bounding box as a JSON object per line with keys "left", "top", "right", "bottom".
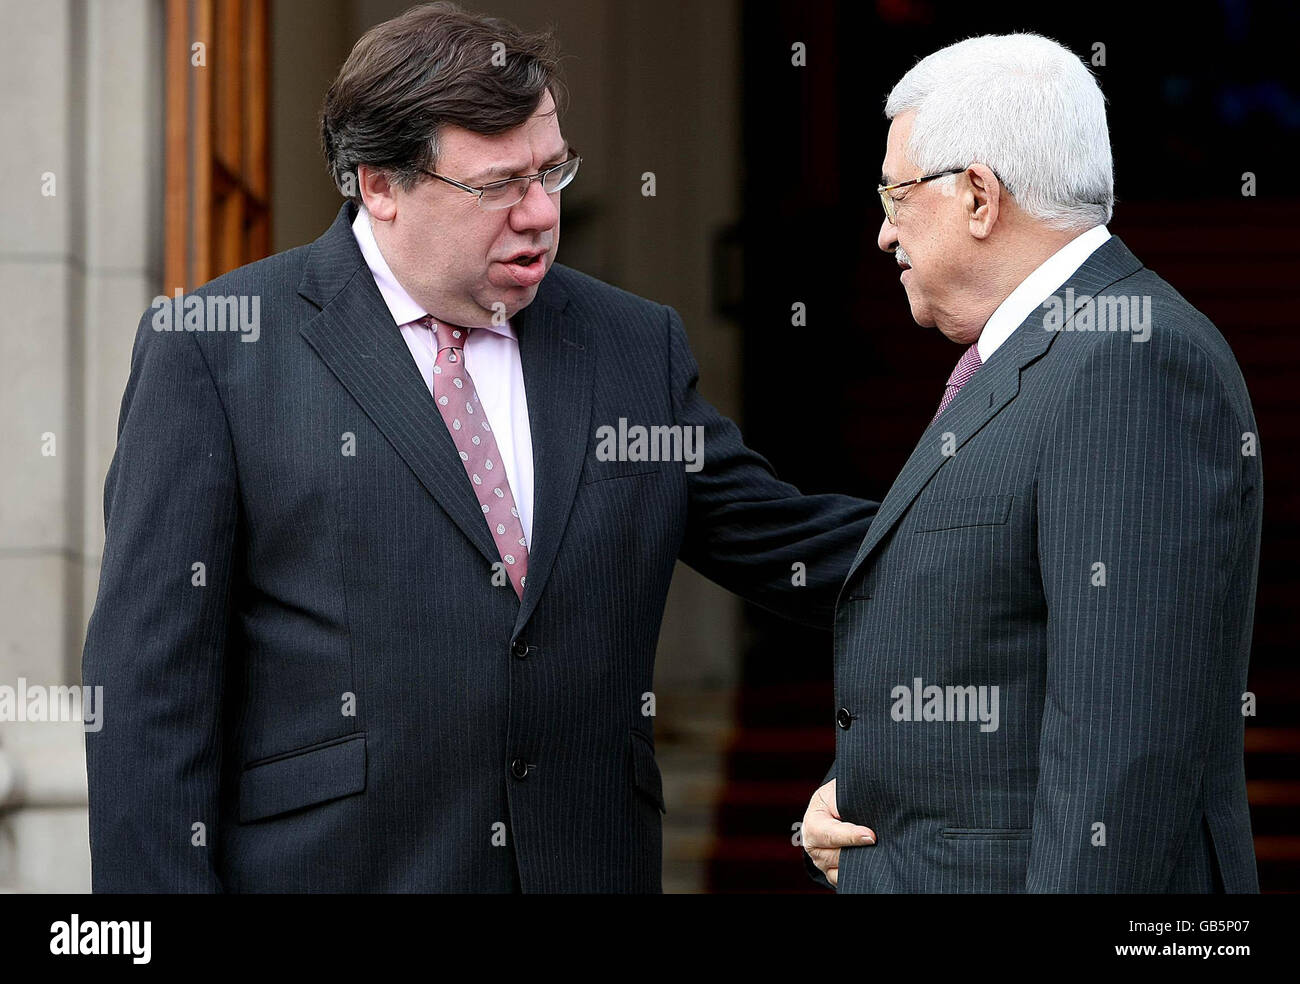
{"left": 912, "top": 494, "right": 1013, "bottom": 533}
{"left": 239, "top": 733, "right": 367, "bottom": 823}
{"left": 580, "top": 462, "right": 659, "bottom": 485}
{"left": 628, "top": 730, "right": 666, "bottom": 814}
{"left": 941, "top": 827, "right": 1031, "bottom": 840}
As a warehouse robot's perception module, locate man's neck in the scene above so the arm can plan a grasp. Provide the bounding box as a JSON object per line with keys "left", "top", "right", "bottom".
{"left": 961, "top": 228, "right": 1083, "bottom": 337}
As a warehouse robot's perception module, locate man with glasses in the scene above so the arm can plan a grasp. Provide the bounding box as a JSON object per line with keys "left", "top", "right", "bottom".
{"left": 800, "top": 33, "right": 1261, "bottom": 893}
{"left": 82, "top": 2, "right": 876, "bottom": 892}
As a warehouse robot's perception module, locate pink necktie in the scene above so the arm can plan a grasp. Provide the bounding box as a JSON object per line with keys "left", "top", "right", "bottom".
{"left": 419, "top": 316, "right": 529, "bottom": 599}
{"left": 931, "top": 343, "right": 982, "bottom": 424}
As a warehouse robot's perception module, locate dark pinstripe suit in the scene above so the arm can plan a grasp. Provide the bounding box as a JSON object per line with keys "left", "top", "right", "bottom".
{"left": 826, "top": 236, "right": 1262, "bottom": 893}
{"left": 82, "top": 202, "right": 876, "bottom": 892}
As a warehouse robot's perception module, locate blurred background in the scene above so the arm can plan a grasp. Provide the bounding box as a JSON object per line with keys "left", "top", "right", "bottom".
{"left": 0, "top": 0, "right": 1295, "bottom": 892}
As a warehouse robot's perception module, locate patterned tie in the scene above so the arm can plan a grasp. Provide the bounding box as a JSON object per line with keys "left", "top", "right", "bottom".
{"left": 420, "top": 316, "right": 529, "bottom": 599}
{"left": 931, "top": 343, "right": 982, "bottom": 424}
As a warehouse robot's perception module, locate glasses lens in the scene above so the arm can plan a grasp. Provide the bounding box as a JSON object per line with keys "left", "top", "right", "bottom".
{"left": 879, "top": 189, "right": 896, "bottom": 224}
{"left": 479, "top": 178, "right": 529, "bottom": 210}
{"left": 542, "top": 157, "right": 580, "bottom": 194}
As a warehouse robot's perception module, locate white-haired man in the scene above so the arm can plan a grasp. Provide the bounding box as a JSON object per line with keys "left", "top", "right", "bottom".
{"left": 800, "top": 33, "right": 1261, "bottom": 893}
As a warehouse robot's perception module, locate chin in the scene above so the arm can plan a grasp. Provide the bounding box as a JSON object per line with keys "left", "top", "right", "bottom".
{"left": 512, "top": 282, "right": 541, "bottom": 306}
{"left": 905, "top": 296, "right": 937, "bottom": 329}
{"left": 935, "top": 322, "right": 980, "bottom": 345}
{"left": 481, "top": 288, "right": 535, "bottom": 322}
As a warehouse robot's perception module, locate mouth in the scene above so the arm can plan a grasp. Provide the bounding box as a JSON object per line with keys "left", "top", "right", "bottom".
{"left": 504, "top": 249, "right": 546, "bottom": 268}
{"left": 495, "top": 248, "right": 549, "bottom": 287}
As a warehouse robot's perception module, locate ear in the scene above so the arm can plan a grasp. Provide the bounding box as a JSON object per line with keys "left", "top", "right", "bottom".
{"left": 358, "top": 164, "right": 398, "bottom": 222}
{"left": 965, "top": 163, "right": 1001, "bottom": 240}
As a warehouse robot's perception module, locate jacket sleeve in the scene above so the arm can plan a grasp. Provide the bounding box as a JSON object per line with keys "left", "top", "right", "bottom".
{"left": 1028, "top": 327, "right": 1249, "bottom": 891}
{"left": 668, "top": 306, "right": 877, "bottom": 629}
{"left": 82, "top": 313, "right": 239, "bottom": 892}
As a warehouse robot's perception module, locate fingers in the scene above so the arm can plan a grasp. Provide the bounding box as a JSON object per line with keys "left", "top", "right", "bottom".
{"left": 805, "top": 843, "right": 840, "bottom": 880}
{"left": 802, "top": 778, "right": 876, "bottom": 886}
{"left": 804, "top": 785, "right": 875, "bottom": 848}
{"left": 803, "top": 813, "right": 876, "bottom": 884}
{"left": 811, "top": 779, "right": 874, "bottom": 840}
{"left": 807, "top": 816, "right": 876, "bottom": 849}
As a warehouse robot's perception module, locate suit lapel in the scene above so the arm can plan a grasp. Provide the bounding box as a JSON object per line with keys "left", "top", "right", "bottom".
{"left": 837, "top": 235, "right": 1144, "bottom": 599}
{"left": 512, "top": 276, "right": 591, "bottom": 633}
{"left": 298, "top": 205, "right": 593, "bottom": 620}
{"left": 297, "top": 204, "right": 500, "bottom": 568}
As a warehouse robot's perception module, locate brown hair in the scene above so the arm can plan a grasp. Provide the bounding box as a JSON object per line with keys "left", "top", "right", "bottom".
{"left": 320, "top": 2, "right": 566, "bottom": 203}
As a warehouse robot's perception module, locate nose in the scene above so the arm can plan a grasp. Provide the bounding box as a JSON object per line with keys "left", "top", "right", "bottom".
{"left": 509, "top": 177, "right": 559, "bottom": 233}
{"left": 877, "top": 215, "right": 898, "bottom": 254}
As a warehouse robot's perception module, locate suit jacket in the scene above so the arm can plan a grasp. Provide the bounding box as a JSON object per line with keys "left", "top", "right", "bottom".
{"left": 824, "top": 236, "right": 1261, "bottom": 893}
{"left": 82, "top": 202, "right": 876, "bottom": 892}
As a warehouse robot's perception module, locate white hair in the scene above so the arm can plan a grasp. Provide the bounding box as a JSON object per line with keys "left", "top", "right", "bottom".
{"left": 885, "top": 33, "right": 1114, "bottom": 231}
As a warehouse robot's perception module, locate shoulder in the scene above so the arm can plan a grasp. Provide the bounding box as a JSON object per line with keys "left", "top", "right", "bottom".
{"left": 190, "top": 242, "right": 316, "bottom": 302}
{"left": 1045, "top": 262, "right": 1254, "bottom": 428}
{"left": 1076, "top": 264, "right": 1234, "bottom": 364}
{"left": 131, "top": 242, "right": 321, "bottom": 359}
{"left": 1126, "top": 266, "right": 1243, "bottom": 378}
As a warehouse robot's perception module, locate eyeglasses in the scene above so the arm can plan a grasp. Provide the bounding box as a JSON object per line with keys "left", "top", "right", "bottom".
{"left": 876, "top": 167, "right": 964, "bottom": 224}
{"left": 419, "top": 153, "right": 582, "bottom": 210}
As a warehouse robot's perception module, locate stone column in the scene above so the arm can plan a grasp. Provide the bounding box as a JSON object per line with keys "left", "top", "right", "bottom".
{"left": 0, "top": 0, "right": 164, "bottom": 893}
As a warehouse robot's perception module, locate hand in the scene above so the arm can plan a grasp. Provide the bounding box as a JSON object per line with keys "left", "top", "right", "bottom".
{"left": 802, "top": 778, "right": 875, "bottom": 887}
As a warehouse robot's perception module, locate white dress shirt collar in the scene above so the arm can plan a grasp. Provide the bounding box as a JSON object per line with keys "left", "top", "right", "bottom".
{"left": 976, "top": 224, "right": 1111, "bottom": 363}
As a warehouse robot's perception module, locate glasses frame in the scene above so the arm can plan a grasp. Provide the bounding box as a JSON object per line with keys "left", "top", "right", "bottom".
{"left": 419, "top": 153, "right": 582, "bottom": 210}
{"left": 877, "top": 167, "right": 965, "bottom": 224}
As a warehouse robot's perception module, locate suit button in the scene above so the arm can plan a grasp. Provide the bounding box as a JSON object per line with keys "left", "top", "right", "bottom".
{"left": 512, "top": 639, "right": 530, "bottom": 659}
{"left": 510, "top": 757, "right": 530, "bottom": 780}
{"left": 836, "top": 707, "right": 853, "bottom": 730}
